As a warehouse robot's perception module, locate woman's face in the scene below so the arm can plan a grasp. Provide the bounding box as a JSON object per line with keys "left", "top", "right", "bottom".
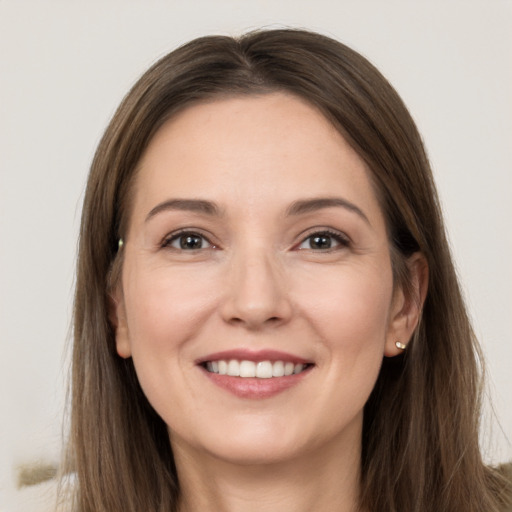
{"left": 113, "top": 93, "right": 417, "bottom": 465}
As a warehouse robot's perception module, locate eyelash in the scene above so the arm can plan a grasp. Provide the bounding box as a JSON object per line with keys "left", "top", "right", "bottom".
{"left": 161, "top": 228, "right": 350, "bottom": 252}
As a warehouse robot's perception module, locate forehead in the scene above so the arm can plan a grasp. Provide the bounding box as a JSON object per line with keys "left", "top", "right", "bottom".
{"left": 130, "top": 92, "right": 384, "bottom": 225}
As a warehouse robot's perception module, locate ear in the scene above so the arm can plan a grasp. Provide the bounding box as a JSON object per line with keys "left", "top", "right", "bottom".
{"left": 108, "top": 285, "right": 132, "bottom": 359}
{"left": 384, "top": 252, "right": 429, "bottom": 357}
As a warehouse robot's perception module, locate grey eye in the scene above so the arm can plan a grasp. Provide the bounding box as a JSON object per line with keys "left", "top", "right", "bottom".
{"left": 297, "top": 230, "right": 349, "bottom": 251}
{"left": 306, "top": 234, "right": 333, "bottom": 250}
{"left": 168, "top": 233, "right": 211, "bottom": 250}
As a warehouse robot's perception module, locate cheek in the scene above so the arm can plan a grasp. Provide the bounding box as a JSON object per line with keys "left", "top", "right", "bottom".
{"left": 295, "top": 261, "right": 394, "bottom": 375}
{"left": 121, "top": 266, "right": 222, "bottom": 418}
{"left": 275, "top": 263, "right": 394, "bottom": 443}
{"left": 124, "top": 265, "right": 218, "bottom": 353}
{"left": 301, "top": 260, "right": 392, "bottom": 329}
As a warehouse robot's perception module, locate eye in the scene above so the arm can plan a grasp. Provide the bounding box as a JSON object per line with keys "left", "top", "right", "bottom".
{"left": 163, "top": 231, "right": 214, "bottom": 251}
{"left": 297, "top": 230, "right": 349, "bottom": 251}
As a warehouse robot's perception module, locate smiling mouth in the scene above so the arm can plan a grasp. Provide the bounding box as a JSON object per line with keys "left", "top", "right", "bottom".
{"left": 202, "top": 360, "right": 312, "bottom": 378}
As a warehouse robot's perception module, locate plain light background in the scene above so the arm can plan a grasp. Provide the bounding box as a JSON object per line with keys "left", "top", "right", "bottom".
{"left": 1, "top": 0, "right": 511, "bottom": 506}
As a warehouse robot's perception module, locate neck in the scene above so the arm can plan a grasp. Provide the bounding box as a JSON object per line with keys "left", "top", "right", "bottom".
{"left": 173, "top": 421, "right": 363, "bottom": 512}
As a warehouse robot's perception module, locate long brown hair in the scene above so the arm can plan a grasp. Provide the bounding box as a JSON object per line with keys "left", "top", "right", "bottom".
{"left": 65, "top": 29, "right": 510, "bottom": 511}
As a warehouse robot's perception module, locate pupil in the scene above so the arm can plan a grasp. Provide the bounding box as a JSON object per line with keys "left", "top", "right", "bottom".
{"left": 311, "top": 235, "right": 331, "bottom": 249}
{"left": 180, "top": 235, "right": 202, "bottom": 249}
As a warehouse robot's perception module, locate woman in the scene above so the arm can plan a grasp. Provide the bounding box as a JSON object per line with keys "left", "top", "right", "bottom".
{"left": 63, "top": 29, "right": 511, "bottom": 511}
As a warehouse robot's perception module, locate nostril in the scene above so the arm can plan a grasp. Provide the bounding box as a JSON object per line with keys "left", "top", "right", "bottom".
{"left": 227, "top": 315, "right": 283, "bottom": 328}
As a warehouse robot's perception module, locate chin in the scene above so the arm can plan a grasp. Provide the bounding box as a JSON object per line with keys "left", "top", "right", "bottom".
{"left": 206, "top": 437, "right": 307, "bottom": 466}
{"left": 169, "top": 413, "right": 311, "bottom": 466}
{"left": 169, "top": 408, "right": 362, "bottom": 468}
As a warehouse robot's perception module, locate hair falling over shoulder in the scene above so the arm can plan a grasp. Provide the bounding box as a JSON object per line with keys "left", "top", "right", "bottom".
{"left": 63, "top": 28, "right": 512, "bottom": 512}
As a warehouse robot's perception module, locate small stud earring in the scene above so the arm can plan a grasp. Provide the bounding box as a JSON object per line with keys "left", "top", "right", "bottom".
{"left": 395, "top": 341, "right": 407, "bottom": 350}
{"left": 118, "top": 238, "right": 124, "bottom": 250}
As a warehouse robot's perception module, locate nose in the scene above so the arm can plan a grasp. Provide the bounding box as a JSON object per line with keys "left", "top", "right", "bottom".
{"left": 220, "top": 248, "right": 293, "bottom": 330}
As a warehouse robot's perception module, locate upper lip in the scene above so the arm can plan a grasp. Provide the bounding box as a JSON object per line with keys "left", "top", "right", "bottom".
{"left": 196, "top": 349, "right": 312, "bottom": 365}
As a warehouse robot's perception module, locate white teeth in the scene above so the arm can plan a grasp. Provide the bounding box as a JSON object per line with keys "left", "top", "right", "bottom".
{"left": 272, "top": 360, "right": 285, "bottom": 377}
{"left": 218, "top": 360, "right": 228, "bottom": 375}
{"left": 294, "top": 363, "right": 304, "bottom": 374}
{"left": 239, "top": 360, "right": 256, "bottom": 377}
{"left": 227, "top": 360, "right": 240, "bottom": 376}
{"left": 205, "top": 359, "right": 308, "bottom": 378}
{"left": 256, "top": 361, "right": 273, "bottom": 379}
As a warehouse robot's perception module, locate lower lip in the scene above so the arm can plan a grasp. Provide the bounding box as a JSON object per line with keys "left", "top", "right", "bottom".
{"left": 200, "top": 366, "right": 312, "bottom": 399}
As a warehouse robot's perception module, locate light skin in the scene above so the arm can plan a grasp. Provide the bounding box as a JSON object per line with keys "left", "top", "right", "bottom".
{"left": 112, "top": 93, "right": 428, "bottom": 512}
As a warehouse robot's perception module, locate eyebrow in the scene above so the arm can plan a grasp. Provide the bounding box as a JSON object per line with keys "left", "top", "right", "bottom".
{"left": 145, "top": 196, "right": 370, "bottom": 225}
{"left": 286, "top": 197, "right": 370, "bottom": 225}
{"left": 145, "top": 199, "right": 222, "bottom": 222}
